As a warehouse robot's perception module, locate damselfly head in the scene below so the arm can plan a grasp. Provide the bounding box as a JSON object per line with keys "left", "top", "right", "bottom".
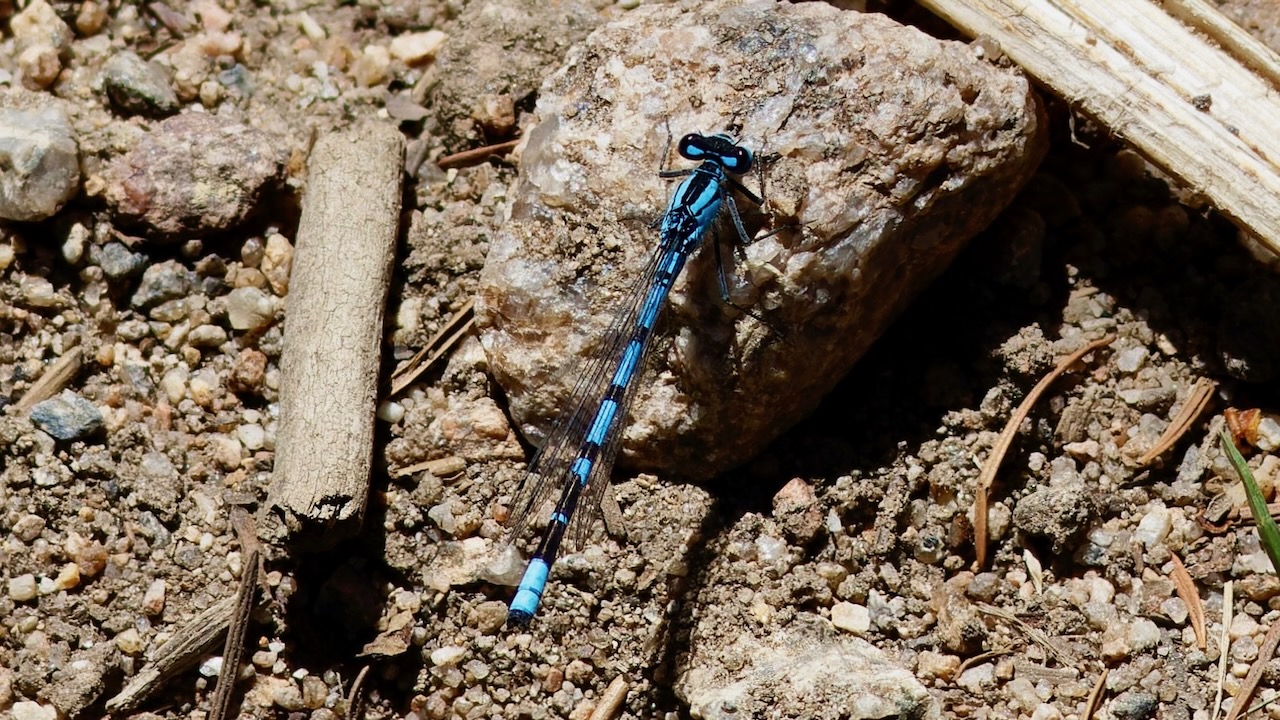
{"left": 677, "top": 132, "right": 754, "bottom": 174}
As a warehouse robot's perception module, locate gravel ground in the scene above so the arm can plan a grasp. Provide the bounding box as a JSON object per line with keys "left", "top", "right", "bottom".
{"left": 2, "top": 1, "right": 1280, "bottom": 719}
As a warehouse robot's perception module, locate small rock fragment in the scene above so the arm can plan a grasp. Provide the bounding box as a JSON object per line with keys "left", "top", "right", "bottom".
{"left": 131, "top": 259, "right": 195, "bottom": 309}
{"left": 11, "top": 701, "right": 58, "bottom": 720}
{"left": 29, "top": 390, "right": 104, "bottom": 441}
{"left": 225, "top": 286, "right": 277, "bottom": 330}
{"left": 8, "top": 574, "right": 37, "bottom": 601}
{"left": 0, "top": 98, "right": 80, "bottom": 221}
{"left": 831, "top": 602, "right": 871, "bottom": 635}
{"left": 389, "top": 30, "right": 447, "bottom": 64}
{"left": 1012, "top": 480, "right": 1094, "bottom": 555}
{"left": 773, "top": 477, "right": 823, "bottom": 544}
{"left": 102, "top": 51, "right": 180, "bottom": 116}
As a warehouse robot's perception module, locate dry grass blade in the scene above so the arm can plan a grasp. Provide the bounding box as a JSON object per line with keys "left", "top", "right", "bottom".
{"left": 1169, "top": 553, "right": 1206, "bottom": 649}
{"left": 1138, "top": 378, "right": 1216, "bottom": 465}
{"left": 1226, "top": 617, "right": 1280, "bottom": 720}
{"left": 15, "top": 346, "right": 83, "bottom": 413}
{"left": 437, "top": 139, "right": 522, "bottom": 169}
{"left": 1214, "top": 580, "right": 1233, "bottom": 720}
{"left": 389, "top": 299, "right": 476, "bottom": 397}
{"left": 587, "top": 676, "right": 630, "bottom": 720}
{"left": 1083, "top": 667, "right": 1109, "bottom": 720}
{"left": 976, "top": 603, "right": 1076, "bottom": 666}
{"left": 974, "top": 335, "right": 1115, "bottom": 567}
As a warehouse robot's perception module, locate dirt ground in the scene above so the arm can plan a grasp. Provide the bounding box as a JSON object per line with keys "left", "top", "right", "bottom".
{"left": 3, "top": 0, "right": 1280, "bottom": 719}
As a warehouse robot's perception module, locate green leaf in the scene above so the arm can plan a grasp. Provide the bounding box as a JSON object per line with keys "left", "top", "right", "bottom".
{"left": 1221, "top": 429, "right": 1280, "bottom": 578}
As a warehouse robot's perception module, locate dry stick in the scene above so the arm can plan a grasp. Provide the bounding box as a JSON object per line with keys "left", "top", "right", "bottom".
{"left": 1138, "top": 378, "right": 1216, "bottom": 465}
{"left": 973, "top": 335, "right": 1116, "bottom": 567}
{"left": 345, "top": 665, "right": 372, "bottom": 720}
{"left": 436, "top": 139, "right": 521, "bottom": 169}
{"left": 587, "top": 676, "right": 630, "bottom": 720}
{"left": 15, "top": 346, "right": 83, "bottom": 413}
{"left": 388, "top": 299, "right": 475, "bottom": 397}
{"left": 208, "top": 548, "right": 261, "bottom": 720}
{"left": 915, "top": 0, "right": 1280, "bottom": 257}
{"left": 268, "top": 123, "right": 405, "bottom": 547}
{"left": 1083, "top": 667, "right": 1110, "bottom": 720}
{"left": 1169, "top": 553, "right": 1207, "bottom": 650}
{"left": 105, "top": 596, "right": 237, "bottom": 713}
{"left": 1226, "top": 614, "right": 1280, "bottom": 720}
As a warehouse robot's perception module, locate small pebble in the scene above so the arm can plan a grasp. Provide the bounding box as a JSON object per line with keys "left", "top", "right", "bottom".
{"left": 915, "top": 650, "right": 961, "bottom": 682}
{"left": 955, "top": 663, "right": 995, "bottom": 693}
{"left": 105, "top": 113, "right": 283, "bottom": 239}
{"left": 236, "top": 423, "right": 265, "bottom": 451}
{"left": 772, "top": 477, "right": 823, "bottom": 544}
{"left": 8, "top": 574, "right": 37, "bottom": 601}
{"left": 115, "top": 627, "right": 145, "bottom": 655}
{"left": 226, "top": 286, "right": 277, "bottom": 330}
{"left": 199, "top": 657, "right": 223, "bottom": 677}
{"left": 430, "top": 646, "right": 466, "bottom": 666}
{"left": 132, "top": 260, "right": 195, "bottom": 310}
{"left": 11, "top": 0, "right": 73, "bottom": 54}
{"left": 1133, "top": 504, "right": 1171, "bottom": 548}
{"left": 261, "top": 233, "right": 294, "bottom": 294}
{"left": 142, "top": 578, "right": 166, "bottom": 615}
{"left": 469, "top": 601, "right": 508, "bottom": 635}
{"left": 388, "top": 30, "right": 446, "bottom": 64}
{"left": 1127, "top": 617, "right": 1161, "bottom": 652}
{"left": 1160, "top": 597, "right": 1188, "bottom": 624}
{"left": 830, "top": 601, "right": 871, "bottom": 634}
{"left": 187, "top": 323, "right": 228, "bottom": 348}
{"left": 29, "top": 391, "right": 104, "bottom": 441}
{"left": 18, "top": 44, "right": 61, "bottom": 90}
{"left": 93, "top": 242, "right": 148, "bottom": 280}
{"left": 352, "top": 45, "right": 391, "bottom": 87}
{"left": 76, "top": 1, "right": 108, "bottom": 35}
{"left": 13, "top": 514, "right": 46, "bottom": 543}
{"left": 52, "top": 562, "right": 80, "bottom": 591}
{"left": 301, "top": 674, "right": 328, "bottom": 709}
{"left": 564, "top": 659, "right": 593, "bottom": 685}
{"left": 11, "top": 700, "right": 58, "bottom": 720}
{"left": 1115, "top": 346, "right": 1148, "bottom": 373}
{"left": 102, "top": 50, "right": 179, "bottom": 116}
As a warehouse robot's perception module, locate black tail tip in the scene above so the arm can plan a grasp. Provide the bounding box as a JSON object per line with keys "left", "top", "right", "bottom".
{"left": 507, "top": 609, "right": 533, "bottom": 628}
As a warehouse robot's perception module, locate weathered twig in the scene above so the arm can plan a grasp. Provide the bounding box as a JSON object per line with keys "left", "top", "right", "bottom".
{"left": 15, "top": 346, "right": 83, "bottom": 413}
{"left": 105, "top": 596, "right": 236, "bottom": 713}
{"left": 268, "top": 123, "right": 405, "bottom": 546}
{"left": 209, "top": 548, "right": 260, "bottom": 720}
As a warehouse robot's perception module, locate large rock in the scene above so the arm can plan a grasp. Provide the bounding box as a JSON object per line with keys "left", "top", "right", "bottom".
{"left": 476, "top": 1, "right": 1047, "bottom": 479}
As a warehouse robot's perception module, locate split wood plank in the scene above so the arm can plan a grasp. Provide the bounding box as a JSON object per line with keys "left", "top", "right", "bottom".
{"left": 917, "top": 0, "right": 1280, "bottom": 255}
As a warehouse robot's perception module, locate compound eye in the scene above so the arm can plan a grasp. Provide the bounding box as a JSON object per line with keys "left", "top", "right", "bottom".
{"left": 726, "top": 146, "right": 753, "bottom": 173}
{"left": 677, "top": 133, "right": 706, "bottom": 160}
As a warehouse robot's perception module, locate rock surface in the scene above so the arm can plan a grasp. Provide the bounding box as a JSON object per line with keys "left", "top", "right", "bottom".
{"left": 476, "top": 1, "right": 1047, "bottom": 480}
{"left": 675, "top": 618, "right": 937, "bottom": 719}
{"left": 0, "top": 93, "right": 80, "bottom": 221}
{"left": 104, "top": 112, "right": 283, "bottom": 239}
